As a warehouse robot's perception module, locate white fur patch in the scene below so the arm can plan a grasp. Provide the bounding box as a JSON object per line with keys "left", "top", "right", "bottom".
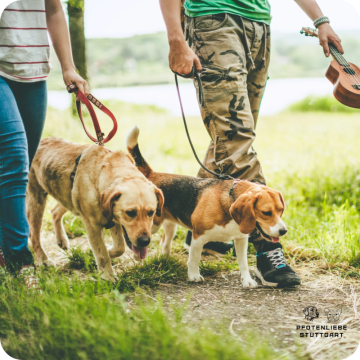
{"left": 126, "top": 126, "right": 140, "bottom": 149}
{"left": 200, "top": 220, "right": 244, "bottom": 244}
{"left": 269, "top": 219, "right": 286, "bottom": 236}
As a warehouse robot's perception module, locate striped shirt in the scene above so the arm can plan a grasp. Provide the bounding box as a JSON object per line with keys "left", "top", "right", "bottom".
{"left": 0, "top": 0, "right": 51, "bottom": 82}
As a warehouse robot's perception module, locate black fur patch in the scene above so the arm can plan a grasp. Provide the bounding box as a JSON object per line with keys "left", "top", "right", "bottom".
{"left": 156, "top": 176, "right": 220, "bottom": 228}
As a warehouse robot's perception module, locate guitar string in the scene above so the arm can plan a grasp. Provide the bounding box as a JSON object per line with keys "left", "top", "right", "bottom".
{"left": 329, "top": 45, "right": 360, "bottom": 84}
{"left": 306, "top": 29, "right": 360, "bottom": 85}
{"left": 331, "top": 45, "right": 360, "bottom": 83}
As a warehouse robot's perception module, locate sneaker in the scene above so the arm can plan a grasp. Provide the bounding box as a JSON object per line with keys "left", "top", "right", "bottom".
{"left": 184, "top": 231, "right": 234, "bottom": 255}
{"left": 18, "top": 265, "right": 41, "bottom": 293}
{"left": 254, "top": 248, "right": 301, "bottom": 288}
{"left": 0, "top": 245, "right": 5, "bottom": 268}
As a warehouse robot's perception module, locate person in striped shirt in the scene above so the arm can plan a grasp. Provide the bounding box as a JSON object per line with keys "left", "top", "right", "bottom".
{"left": 0, "top": 0, "right": 88, "bottom": 291}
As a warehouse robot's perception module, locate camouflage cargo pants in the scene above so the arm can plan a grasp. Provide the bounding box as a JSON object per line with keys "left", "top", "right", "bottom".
{"left": 185, "top": 13, "right": 270, "bottom": 184}
{"left": 186, "top": 14, "right": 277, "bottom": 251}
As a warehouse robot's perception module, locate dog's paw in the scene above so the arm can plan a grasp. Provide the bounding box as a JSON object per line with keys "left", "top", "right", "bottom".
{"left": 241, "top": 277, "right": 257, "bottom": 288}
{"left": 57, "top": 237, "right": 70, "bottom": 251}
{"left": 188, "top": 273, "right": 204, "bottom": 282}
{"left": 42, "top": 259, "right": 56, "bottom": 268}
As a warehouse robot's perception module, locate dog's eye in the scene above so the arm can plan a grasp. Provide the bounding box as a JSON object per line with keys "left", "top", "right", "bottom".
{"left": 262, "top": 211, "right": 272, "bottom": 216}
{"left": 126, "top": 210, "right": 137, "bottom": 218}
{"left": 148, "top": 211, "right": 154, "bottom": 217}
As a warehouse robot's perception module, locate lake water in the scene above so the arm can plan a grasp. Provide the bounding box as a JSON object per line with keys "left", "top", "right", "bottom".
{"left": 48, "top": 77, "right": 333, "bottom": 116}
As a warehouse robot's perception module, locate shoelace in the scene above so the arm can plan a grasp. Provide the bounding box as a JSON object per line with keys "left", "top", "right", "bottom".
{"left": 19, "top": 265, "right": 41, "bottom": 293}
{"left": 266, "top": 249, "right": 287, "bottom": 269}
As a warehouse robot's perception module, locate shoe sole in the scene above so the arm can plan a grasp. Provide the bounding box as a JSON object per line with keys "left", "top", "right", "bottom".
{"left": 254, "top": 268, "right": 278, "bottom": 287}
{"left": 254, "top": 268, "right": 301, "bottom": 288}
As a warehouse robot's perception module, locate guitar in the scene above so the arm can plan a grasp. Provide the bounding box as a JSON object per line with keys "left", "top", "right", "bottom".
{"left": 300, "top": 27, "right": 360, "bottom": 109}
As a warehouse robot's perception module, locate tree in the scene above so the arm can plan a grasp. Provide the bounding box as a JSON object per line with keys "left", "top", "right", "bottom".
{"left": 67, "top": 0, "right": 88, "bottom": 114}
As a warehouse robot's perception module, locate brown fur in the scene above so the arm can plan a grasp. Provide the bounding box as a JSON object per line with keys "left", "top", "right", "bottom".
{"left": 27, "top": 137, "right": 163, "bottom": 280}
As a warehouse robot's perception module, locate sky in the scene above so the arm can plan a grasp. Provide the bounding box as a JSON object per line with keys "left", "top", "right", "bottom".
{"left": 84, "top": 0, "right": 360, "bottom": 39}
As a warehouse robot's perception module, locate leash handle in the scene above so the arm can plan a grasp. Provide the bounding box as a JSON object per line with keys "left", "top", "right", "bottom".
{"left": 174, "top": 71, "right": 233, "bottom": 181}
{"left": 67, "top": 84, "right": 118, "bottom": 145}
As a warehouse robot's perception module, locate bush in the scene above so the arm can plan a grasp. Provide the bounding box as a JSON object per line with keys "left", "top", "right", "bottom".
{"left": 288, "top": 95, "right": 359, "bottom": 113}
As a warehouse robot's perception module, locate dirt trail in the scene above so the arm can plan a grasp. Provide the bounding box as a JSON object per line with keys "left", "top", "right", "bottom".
{"left": 41, "top": 234, "right": 360, "bottom": 360}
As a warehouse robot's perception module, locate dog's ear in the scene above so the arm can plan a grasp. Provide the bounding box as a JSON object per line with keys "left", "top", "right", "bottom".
{"left": 154, "top": 186, "right": 164, "bottom": 217}
{"left": 304, "top": 307, "right": 309, "bottom": 316}
{"left": 278, "top": 191, "right": 285, "bottom": 214}
{"left": 100, "top": 188, "right": 122, "bottom": 221}
{"left": 324, "top": 308, "right": 330, "bottom": 315}
{"left": 230, "top": 193, "right": 258, "bottom": 234}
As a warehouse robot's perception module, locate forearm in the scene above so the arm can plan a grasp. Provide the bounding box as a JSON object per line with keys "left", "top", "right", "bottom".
{"left": 46, "top": 0, "right": 75, "bottom": 71}
{"left": 295, "top": 0, "right": 343, "bottom": 56}
{"left": 159, "top": 0, "right": 184, "bottom": 44}
{"left": 294, "top": 0, "right": 323, "bottom": 21}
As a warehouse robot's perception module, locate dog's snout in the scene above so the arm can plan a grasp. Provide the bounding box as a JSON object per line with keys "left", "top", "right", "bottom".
{"left": 279, "top": 229, "right": 287, "bottom": 236}
{"left": 137, "top": 235, "right": 150, "bottom": 248}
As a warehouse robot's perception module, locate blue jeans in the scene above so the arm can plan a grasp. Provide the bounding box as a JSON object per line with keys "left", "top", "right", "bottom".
{"left": 0, "top": 76, "right": 47, "bottom": 272}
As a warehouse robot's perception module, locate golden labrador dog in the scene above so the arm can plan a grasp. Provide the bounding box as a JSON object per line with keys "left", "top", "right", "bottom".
{"left": 127, "top": 127, "right": 287, "bottom": 288}
{"left": 27, "top": 137, "right": 164, "bottom": 280}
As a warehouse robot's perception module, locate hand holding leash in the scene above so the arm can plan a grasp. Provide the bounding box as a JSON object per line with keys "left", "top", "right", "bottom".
{"left": 67, "top": 84, "right": 118, "bottom": 145}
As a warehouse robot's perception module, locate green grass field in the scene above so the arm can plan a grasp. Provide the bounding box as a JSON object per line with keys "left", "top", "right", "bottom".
{"left": 1, "top": 97, "right": 360, "bottom": 359}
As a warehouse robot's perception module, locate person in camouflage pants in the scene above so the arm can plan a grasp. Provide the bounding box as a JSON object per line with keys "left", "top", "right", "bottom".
{"left": 185, "top": 14, "right": 268, "bottom": 184}
{"left": 159, "top": 0, "right": 343, "bottom": 287}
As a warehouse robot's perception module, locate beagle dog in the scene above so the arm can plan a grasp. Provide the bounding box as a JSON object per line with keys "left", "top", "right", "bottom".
{"left": 27, "top": 137, "right": 164, "bottom": 280}
{"left": 126, "top": 127, "right": 287, "bottom": 288}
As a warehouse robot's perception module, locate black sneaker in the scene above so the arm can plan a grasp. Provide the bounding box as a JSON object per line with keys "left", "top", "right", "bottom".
{"left": 254, "top": 248, "right": 301, "bottom": 288}
{"left": 184, "top": 231, "right": 234, "bottom": 255}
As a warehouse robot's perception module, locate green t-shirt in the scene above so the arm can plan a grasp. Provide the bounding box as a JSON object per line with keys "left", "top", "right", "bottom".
{"left": 184, "top": 0, "right": 272, "bottom": 25}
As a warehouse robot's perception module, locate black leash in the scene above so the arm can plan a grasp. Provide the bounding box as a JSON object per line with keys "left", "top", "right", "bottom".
{"left": 173, "top": 66, "right": 233, "bottom": 181}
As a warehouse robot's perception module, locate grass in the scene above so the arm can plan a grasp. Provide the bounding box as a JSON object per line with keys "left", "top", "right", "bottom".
{"left": 0, "top": 270, "right": 293, "bottom": 360}
{"left": 2, "top": 101, "right": 360, "bottom": 359}
{"left": 289, "top": 95, "right": 359, "bottom": 113}
{"left": 43, "top": 104, "right": 360, "bottom": 269}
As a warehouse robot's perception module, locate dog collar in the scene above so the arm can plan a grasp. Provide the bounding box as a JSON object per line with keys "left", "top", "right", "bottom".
{"left": 122, "top": 226, "right": 132, "bottom": 249}
{"left": 229, "top": 178, "right": 241, "bottom": 197}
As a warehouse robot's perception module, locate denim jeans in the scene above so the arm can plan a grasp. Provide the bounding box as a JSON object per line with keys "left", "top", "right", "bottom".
{"left": 0, "top": 76, "right": 47, "bottom": 272}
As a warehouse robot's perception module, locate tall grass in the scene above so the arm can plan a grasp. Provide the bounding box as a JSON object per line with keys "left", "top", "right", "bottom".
{"left": 0, "top": 270, "right": 293, "bottom": 360}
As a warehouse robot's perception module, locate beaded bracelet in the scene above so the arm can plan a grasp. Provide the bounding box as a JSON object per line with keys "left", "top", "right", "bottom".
{"left": 314, "top": 16, "right": 330, "bottom": 28}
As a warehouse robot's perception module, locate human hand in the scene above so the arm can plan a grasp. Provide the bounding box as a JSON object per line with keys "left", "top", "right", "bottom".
{"left": 318, "top": 23, "right": 344, "bottom": 57}
{"left": 168, "top": 39, "right": 202, "bottom": 77}
{"left": 63, "top": 67, "right": 89, "bottom": 98}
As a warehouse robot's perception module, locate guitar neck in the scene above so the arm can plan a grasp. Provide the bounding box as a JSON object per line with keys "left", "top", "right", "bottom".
{"left": 301, "top": 28, "right": 350, "bottom": 68}
{"left": 329, "top": 44, "right": 350, "bottom": 67}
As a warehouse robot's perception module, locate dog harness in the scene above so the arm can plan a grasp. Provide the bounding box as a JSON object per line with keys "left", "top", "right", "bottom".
{"left": 69, "top": 151, "right": 115, "bottom": 229}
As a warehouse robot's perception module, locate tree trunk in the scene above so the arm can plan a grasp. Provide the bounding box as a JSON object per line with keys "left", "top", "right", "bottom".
{"left": 67, "top": 0, "right": 88, "bottom": 115}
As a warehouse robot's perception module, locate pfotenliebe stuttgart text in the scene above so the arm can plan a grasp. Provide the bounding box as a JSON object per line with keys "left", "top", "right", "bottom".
{"left": 296, "top": 325, "right": 347, "bottom": 337}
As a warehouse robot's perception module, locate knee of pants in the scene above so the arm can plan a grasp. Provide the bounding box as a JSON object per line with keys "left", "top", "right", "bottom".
{"left": 0, "top": 134, "right": 29, "bottom": 187}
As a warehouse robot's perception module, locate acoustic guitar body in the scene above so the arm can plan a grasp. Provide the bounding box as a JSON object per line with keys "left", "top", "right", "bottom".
{"left": 325, "top": 61, "right": 360, "bottom": 109}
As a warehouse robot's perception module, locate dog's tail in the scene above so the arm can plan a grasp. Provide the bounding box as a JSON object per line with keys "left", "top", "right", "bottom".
{"left": 126, "top": 126, "right": 153, "bottom": 177}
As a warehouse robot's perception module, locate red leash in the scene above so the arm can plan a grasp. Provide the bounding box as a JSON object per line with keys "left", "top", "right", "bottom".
{"left": 66, "top": 84, "right": 118, "bottom": 145}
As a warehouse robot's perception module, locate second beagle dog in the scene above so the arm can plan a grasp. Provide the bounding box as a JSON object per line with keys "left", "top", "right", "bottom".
{"left": 127, "top": 127, "right": 287, "bottom": 288}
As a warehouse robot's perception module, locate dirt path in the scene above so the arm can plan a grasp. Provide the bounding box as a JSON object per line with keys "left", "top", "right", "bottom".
{"left": 41, "top": 233, "right": 360, "bottom": 360}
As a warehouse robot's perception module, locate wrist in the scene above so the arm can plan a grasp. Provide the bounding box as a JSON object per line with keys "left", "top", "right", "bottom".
{"left": 168, "top": 30, "right": 186, "bottom": 45}
{"left": 314, "top": 16, "right": 330, "bottom": 28}
{"left": 317, "top": 22, "right": 331, "bottom": 30}
{"left": 61, "top": 63, "right": 76, "bottom": 73}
